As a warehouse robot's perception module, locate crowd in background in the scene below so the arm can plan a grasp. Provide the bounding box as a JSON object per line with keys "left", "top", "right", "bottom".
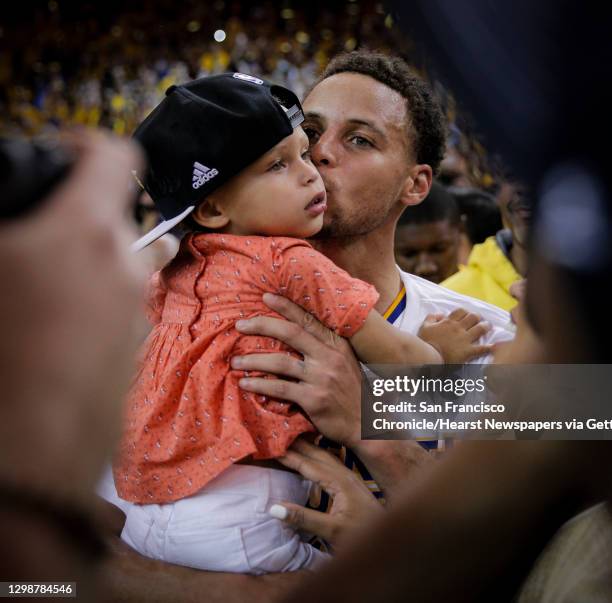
{"left": 1, "top": 1, "right": 402, "bottom": 135}
{"left": 3, "top": 1, "right": 508, "bottom": 284}
{"left": 2, "top": 0, "right": 517, "bottom": 295}
{"left": 0, "top": 0, "right": 493, "bottom": 188}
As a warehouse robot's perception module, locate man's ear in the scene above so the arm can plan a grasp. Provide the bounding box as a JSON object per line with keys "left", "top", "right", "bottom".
{"left": 399, "top": 164, "right": 433, "bottom": 208}
{"left": 192, "top": 196, "right": 230, "bottom": 230}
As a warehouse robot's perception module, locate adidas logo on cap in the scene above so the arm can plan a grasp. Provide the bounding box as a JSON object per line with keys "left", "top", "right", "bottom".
{"left": 192, "top": 161, "right": 219, "bottom": 189}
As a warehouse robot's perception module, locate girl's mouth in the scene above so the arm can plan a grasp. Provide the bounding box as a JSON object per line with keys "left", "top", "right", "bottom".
{"left": 305, "top": 192, "right": 327, "bottom": 216}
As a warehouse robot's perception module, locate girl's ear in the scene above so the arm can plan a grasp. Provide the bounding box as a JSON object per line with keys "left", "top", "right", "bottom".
{"left": 192, "top": 197, "right": 230, "bottom": 230}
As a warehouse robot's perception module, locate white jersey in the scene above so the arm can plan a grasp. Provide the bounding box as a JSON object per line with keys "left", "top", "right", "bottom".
{"left": 395, "top": 268, "right": 514, "bottom": 362}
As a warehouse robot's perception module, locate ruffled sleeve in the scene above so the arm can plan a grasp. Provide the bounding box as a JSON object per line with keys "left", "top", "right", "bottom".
{"left": 274, "top": 240, "right": 379, "bottom": 337}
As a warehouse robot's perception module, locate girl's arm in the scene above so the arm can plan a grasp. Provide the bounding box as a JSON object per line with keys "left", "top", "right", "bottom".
{"left": 350, "top": 310, "right": 441, "bottom": 365}
{"left": 350, "top": 309, "right": 493, "bottom": 365}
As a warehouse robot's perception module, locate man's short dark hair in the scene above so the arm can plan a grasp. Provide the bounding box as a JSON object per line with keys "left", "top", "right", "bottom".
{"left": 312, "top": 50, "right": 447, "bottom": 173}
{"left": 399, "top": 181, "right": 460, "bottom": 226}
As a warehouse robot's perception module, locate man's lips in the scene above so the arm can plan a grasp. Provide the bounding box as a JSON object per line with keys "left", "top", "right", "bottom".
{"left": 305, "top": 192, "right": 327, "bottom": 216}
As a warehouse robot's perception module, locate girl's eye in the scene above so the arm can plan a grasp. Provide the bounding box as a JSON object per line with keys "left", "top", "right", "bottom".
{"left": 301, "top": 149, "right": 312, "bottom": 161}
{"left": 349, "top": 135, "right": 373, "bottom": 148}
{"left": 268, "top": 160, "right": 286, "bottom": 172}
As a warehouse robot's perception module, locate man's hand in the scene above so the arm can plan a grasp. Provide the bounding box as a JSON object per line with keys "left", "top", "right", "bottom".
{"left": 232, "top": 293, "right": 363, "bottom": 447}
{"left": 270, "top": 439, "right": 383, "bottom": 551}
{"left": 0, "top": 131, "right": 148, "bottom": 500}
{"left": 232, "top": 293, "right": 433, "bottom": 501}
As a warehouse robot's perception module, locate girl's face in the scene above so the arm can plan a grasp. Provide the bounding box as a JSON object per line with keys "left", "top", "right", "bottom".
{"left": 196, "top": 127, "right": 327, "bottom": 238}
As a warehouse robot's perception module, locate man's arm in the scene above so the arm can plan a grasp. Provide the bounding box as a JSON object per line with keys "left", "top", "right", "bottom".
{"left": 101, "top": 542, "right": 306, "bottom": 603}
{"left": 96, "top": 497, "right": 307, "bottom": 603}
{"left": 232, "top": 293, "right": 433, "bottom": 501}
{"left": 347, "top": 439, "right": 431, "bottom": 502}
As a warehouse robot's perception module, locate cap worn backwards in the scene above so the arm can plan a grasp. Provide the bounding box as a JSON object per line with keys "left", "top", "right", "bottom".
{"left": 131, "top": 72, "right": 304, "bottom": 252}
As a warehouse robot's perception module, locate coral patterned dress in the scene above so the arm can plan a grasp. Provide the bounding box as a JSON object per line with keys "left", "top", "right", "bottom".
{"left": 114, "top": 233, "right": 378, "bottom": 504}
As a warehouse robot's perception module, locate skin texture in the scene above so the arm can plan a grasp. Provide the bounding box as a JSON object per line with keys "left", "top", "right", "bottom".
{"left": 300, "top": 72, "right": 432, "bottom": 313}
{"left": 232, "top": 71, "right": 485, "bottom": 504}
{"left": 0, "top": 132, "right": 147, "bottom": 595}
{"left": 0, "top": 132, "right": 146, "bottom": 506}
{"left": 193, "top": 127, "right": 326, "bottom": 239}
{"left": 394, "top": 219, "right": 461, "bottom": 282}
{"left": 100, "top": 537, "right": 306, "bottom": 603}
{"left": 303, "top": 72, "right": 429, "bottom": 243}
{"left": 279, "top": 440, "right": 605, "bottom": 603}
{"left": 274, "top": 439, "right": 384, "bottom": 551}
{"left": 233, "top": 291, "right": 434, "bottom": 503}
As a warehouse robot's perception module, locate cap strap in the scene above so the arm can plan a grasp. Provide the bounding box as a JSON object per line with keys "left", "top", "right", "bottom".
{"left": 286, "top": 104, "right": 304, "bottom": 128}
{"left": 130, "top": 205, "right": 195, "bottom": 252}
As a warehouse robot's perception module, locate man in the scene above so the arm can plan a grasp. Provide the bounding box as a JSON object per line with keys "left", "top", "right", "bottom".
{"left": 103, "top": 51, "right": 514, "bottom": 599}
{"left": 394, "top": 180, "right": 462, "bottom": 283}
{"left": 438, "top": 129, "right": 475, "bottom": 188}
{"left": 442, "top": 178, "right": 529, "bottom": 311}
{"left": 281, "top": 0, "right": 612, "bottom": 598}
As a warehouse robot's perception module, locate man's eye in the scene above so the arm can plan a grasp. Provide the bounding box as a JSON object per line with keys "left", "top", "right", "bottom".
{"left": 303, "top": 127, "right": 320, "bottom": 143}
{"left": 349, "top": 135, "right": 373, "bottom": 148}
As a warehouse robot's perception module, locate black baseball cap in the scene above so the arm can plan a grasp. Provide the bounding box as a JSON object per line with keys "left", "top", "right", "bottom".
{"left": 131, "top": 72, "right": 304, "bottom": 251}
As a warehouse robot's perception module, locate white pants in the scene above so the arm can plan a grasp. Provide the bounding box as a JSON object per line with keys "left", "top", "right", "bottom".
{"left": 100, "top": 464, "right": 329, "bottom": 574}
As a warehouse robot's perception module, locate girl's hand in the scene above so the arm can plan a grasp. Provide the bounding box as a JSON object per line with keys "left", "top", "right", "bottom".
{"left": 418, "top": 308, "right": 492, "bottom": 363}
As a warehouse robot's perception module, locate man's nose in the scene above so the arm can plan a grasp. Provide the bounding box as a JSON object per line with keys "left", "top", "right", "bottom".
{"left": 310, "top": 132, "right": 337, "bottom": 168}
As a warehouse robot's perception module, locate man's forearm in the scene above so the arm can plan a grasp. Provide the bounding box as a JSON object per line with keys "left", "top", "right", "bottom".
{"left": 100, "top": 540, "right": 308, "bottom": 603}
{"left": 351, "top": 439, "right": 432, "bottom": 503}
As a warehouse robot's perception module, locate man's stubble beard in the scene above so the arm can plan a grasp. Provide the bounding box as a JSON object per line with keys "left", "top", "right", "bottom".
{"left": 310, "top": 196, "right": 396, "bottom": 241}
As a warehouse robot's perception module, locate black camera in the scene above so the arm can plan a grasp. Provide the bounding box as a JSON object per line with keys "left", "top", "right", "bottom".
{"left": 0, "top": 137, "right": 73, "bottom": 219}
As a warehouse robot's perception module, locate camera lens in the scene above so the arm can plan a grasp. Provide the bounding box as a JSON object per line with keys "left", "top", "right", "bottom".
{"left": 0, "top": 137, "right": 73, "bottom": 219}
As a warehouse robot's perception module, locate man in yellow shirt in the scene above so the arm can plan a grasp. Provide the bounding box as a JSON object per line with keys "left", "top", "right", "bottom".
{"left": 442, "top": 180, "right": 529, "bottom": 311}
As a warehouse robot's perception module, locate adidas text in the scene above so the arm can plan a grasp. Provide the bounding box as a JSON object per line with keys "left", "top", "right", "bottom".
{"left": 192, "top": 162, "right": 219, "bottom": 189}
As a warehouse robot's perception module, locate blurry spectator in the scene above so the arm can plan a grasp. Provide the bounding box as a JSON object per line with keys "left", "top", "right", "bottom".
{"left": 438, "top": 144, "right": 472, "bottom": 188}
{"left": 0, "top": 132, "right": 146, "bottom": 592}
{"left": 394, "top": 181, "right": 461, "bottom": 283}
{"left": 448, "top": 186, "right": 503, "bottom": 264}
{"left": 441, "top": 179, "right": 529, "bottom": 311}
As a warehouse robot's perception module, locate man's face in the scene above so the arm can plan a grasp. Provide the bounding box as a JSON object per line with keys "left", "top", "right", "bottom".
{"left": 497, "top": 181, "right": 531, "bottom": 247}
{"left": 439, "top": 146, "right": 472, "bottom": 188}
{"left": 302, "top": 73, "right": 413, "bottom": 238}
{"left": 394, "top": 220, "right": 460, "bottom": 283}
